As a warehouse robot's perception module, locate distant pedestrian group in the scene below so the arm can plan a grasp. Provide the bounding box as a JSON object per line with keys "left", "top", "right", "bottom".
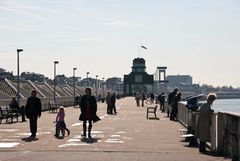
{"left": 106, "top": 92, "right": 117, "bottom": 114}
{"left": 135, "top": 91, "right": 146, "bottom": 107}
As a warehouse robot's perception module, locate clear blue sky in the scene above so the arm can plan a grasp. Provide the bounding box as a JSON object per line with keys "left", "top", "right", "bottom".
{"left": 0, "top": 0, "right": 240, "bottom": 87}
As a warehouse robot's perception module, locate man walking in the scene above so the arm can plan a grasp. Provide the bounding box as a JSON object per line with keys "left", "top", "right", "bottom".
{"left": 106, "top": 92, "right": 112, "bottom": 114}
{"left": 111, "top": 92, "right": 117, "bottom": 114}
{"left": 25, "top": 90, "right": 42, "bottom": 139}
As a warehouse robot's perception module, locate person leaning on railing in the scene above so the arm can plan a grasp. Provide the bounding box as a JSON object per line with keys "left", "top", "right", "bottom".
{"left": 195, "top": 93, "right": 216, "bottom": 153}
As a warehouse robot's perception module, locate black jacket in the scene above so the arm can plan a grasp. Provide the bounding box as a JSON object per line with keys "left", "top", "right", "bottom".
{"left": 168, "top": 92, "right": 176, "bottom": 105}
{"left": 25, "top": 96, "right": 42, "bottom": 118}
{"left": 79, "top": 95, "right": 100, "bottom": 122}
{"left": 110, "top": 95, "right": 116, "bottom": 106}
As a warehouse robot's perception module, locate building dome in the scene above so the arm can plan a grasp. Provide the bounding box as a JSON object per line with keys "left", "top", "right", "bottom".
{"left": 133, "top": 58, "right": 146, "bottom": 67}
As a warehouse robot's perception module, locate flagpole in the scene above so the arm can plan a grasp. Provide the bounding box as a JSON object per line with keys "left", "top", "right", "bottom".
{"left": 138, "top": 46, "right": 140, "bottom": 58}
{"left": 139, "top": 45, "right": 147, "bottom": 58}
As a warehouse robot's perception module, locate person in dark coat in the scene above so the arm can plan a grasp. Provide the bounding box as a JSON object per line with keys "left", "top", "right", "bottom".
{"left": 141, "top": 92, "right": 146, "bottom": 107}
{"left": 158, "top": 92, "right": 165, "bottom": 112}
{"left": 167, "top": 88, "right": 178, "bottom": 117}
{"left": 9, "top": 97, "right": 26, "bottom": 122}
{"left": 106, "top": 92, "right": 112, "bottom": 114}
{"left": 110, "top": 92, "right": 117, "bottom": 114}
{"left": 170, "top": 92, "right": 181, "bottom": 120}
{"left": 150, "top": 93, "right": 155, "bottom": 103}
{"left": 79, "top": 88, "right": 100, "bottom": 138}
{"left": 25, "top": 90, "right": 42, "bottom": 139}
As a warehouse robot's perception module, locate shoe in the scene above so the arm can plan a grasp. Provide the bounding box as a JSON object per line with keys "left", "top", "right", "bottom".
{"left": 30, "top": 135, "right": 36, "bottom": 139}
{"left": 199, "top": 149, "right": 206, "bottom": 153}
{"left": 67, "top": 129, "right": 70, "bottom": 136}
{"left": 88, "top": 134, "right": 92, "bottom": 139}
{"left": 81, "top": 134, "right": 86, "bottom": 138}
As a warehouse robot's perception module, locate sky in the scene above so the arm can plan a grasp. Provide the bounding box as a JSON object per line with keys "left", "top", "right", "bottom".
{"left": 0, "top": 0, "right": 240, "bottom": 87}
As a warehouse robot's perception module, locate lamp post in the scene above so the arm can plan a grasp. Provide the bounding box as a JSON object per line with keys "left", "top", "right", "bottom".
{"left": 86, "top": 72, "right": 90, "bottom": 86}
{"left": 53, "top": 61, "right": 59, "bottom": 103}
{"left": 95, "top": 75, "right": 98, "bottom": 100}
{"left": 73, "top": 67, "right": 77, "bottom": 106}
{"left": 17, "top": 49, "right": 23, "bottom": 104}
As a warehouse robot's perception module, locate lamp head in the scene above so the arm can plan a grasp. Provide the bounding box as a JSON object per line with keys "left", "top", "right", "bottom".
{"left": 17, "top": 49, "right": 23, "bottom": 52}
{"left": 54, "top": 61, "right": 59, "bottom": 64}
{"left": 73, "top": 68, "right": 77, "bottom": 70}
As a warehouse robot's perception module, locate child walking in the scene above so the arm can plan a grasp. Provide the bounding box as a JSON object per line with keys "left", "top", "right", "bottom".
{"left": 54, "top": 106, "right": 70, "bottom": 138}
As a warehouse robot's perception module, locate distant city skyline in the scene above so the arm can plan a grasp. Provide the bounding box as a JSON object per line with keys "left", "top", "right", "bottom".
{"left": 1, "top": 0, "right": 240, "bottom": 87}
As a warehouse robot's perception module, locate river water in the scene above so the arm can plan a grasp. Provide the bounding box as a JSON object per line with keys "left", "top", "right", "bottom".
{"left": 212, "top": 98, "right": 240, "bottom": 113}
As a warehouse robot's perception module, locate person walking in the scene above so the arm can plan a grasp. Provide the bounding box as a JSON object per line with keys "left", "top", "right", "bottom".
{"left": 106, "top": 92, "right": 112, "bottom": 114}
{"left": 135, "top": 92, "right": 140, "bottom": 107}
{"left": 25, "top": 90, "right": 42, "bottom": 139}
{"left": 79, "top": 88, "right": 100, "bottom": 138}
{"left": 158, "top": 92, "right": 165, "bottom": 112}
{"left": 54, "top": 106, "right": 70, "bottom": 138}
{"left": 150, "top": 93, "right": 155, "bottom": 104}
{"left": 195, "top": 94, "right": 216, "bottom": 153}
{"left": 141, "top": 92, "right": 146, "bottom": 107}
{"left": 110, "top": 92, "right": 117, "bottom": 114}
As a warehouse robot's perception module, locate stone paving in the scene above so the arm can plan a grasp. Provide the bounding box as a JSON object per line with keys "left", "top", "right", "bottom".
{"left": 0, "top": 97, "right": 229, "bottom": 161}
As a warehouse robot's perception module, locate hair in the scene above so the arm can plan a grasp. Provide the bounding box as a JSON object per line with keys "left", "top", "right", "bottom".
{"left": 85, "top": 87, "right": 91, "bottom": 92}
{"left": 207, "top": 93, "right": 217, "bottom": 101}
{"left": 59, "top": 106, "right": 65, "bottom": 112}
{"left": 31, "top": 90, "right": 37, "bottom": 94}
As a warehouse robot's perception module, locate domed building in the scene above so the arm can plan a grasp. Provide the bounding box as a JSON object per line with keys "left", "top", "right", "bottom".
{"left": 123, "top": 58, "right": 154, "bottom": 96}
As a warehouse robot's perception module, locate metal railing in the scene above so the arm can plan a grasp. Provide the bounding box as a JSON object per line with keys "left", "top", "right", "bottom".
{"left": 177, "top": 103, "right": 239, "bottom": 159}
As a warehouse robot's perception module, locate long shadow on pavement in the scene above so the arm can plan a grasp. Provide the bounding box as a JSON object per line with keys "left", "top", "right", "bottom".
{"left": 81, "top": 137, "right": 101, "bottom": 144}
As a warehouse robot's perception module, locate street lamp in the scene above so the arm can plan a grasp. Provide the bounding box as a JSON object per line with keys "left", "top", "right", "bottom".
{"left": 17, "top": 49, "right": 23, "bottom": 104}
{"left": 86, "top": 72, "right": 90, "bottom": 86}
{"left": 96, "top": 75, "right": 98, "bottom": 100}
{"left": 53, "top": 61, "right": 59, "bottom": 103}
{"left": 73, "top": 67, "right": 77, "bottom": 106}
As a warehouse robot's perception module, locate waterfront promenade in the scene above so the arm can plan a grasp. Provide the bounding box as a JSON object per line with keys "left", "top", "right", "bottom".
{"left": 0, "top": 97, "right": 229, "bottom": 161}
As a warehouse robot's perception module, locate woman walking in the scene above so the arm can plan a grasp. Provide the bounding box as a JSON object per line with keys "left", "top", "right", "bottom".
{"left": 79, "top": 88, "right": 100, "bottom": 138}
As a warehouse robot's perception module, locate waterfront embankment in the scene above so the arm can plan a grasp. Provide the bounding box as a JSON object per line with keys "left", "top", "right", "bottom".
{"left": 0, "top": 97, "right": 230, "bottom": 161}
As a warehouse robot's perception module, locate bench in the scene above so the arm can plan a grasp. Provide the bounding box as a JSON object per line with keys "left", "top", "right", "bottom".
{"left": 0, "top": 106, "right": 19, "bottom": 124}
{"left": 146, "top": 105, "right": 158, "bottom": 119}
{"left": 49, "top": 102, "right": 61, "bottom": 113}
{"left": 177, "top": 128, "right": 188, "bottom": 135}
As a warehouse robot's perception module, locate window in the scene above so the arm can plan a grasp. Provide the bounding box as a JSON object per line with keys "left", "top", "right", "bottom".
{"left": 135, "top": 75, "right": 142, "bottom": 83}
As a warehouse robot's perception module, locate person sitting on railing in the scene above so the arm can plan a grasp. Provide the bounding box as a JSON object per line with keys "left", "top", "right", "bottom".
{"left": 9, "top": 97, "right": 26, "bottom": 122}
{"left": 195, "top": 93, "right": 216, "bottom": 153}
